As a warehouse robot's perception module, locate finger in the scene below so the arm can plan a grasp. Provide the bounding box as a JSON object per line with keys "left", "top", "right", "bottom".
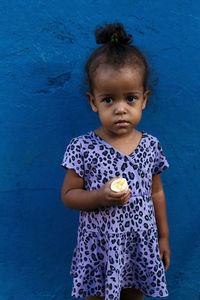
{"left": 115, "top": 194, "right": 130, "bottom": 205}
{"left": 120, "top": 194, "right": 130, "bottom": 204}
{"left": 107, "top": 189, "right": 130, "bottom": 205}
{"left": 108, "top": 195, "right": 129, "bottom": 206}
{"left": 121, "top": 188, "right": 131, "bottom": 196}
{"left": 109, "top": 189, "right": 129, "bottom": 199}
{"left": 164, "top": 253, "right": 170, "bottom": 271}
{"left": 120, "top": 188, "right": 131, "bottom": 199}
{"left": 120, "top": 193, "right": 130, "bottom": 201}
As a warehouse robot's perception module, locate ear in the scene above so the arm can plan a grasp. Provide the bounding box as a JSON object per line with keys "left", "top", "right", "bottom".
{"left": 86, "top": 92, "right": 98, "bottom": 112}
{"left": 142, "top": 90, "right": 150, "bottom": 110}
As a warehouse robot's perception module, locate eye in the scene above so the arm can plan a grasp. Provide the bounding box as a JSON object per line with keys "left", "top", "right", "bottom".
{"left": 126, "top": 95, "right": 137, "bottom": 103}
{"left": 103, "top": 97, "right": 113, "bottom": 104}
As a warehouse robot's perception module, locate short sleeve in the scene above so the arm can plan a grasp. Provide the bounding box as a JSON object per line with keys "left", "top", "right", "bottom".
{"left": 61, "top": 137, "right": 84, "bottom": 178}
{"left": 152, "top": 138, "right": 169, "bottom": 176}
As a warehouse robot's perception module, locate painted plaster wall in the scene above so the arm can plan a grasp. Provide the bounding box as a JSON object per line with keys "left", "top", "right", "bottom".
{"left": 1, "top": 1, "right": 200, "bottom": 299}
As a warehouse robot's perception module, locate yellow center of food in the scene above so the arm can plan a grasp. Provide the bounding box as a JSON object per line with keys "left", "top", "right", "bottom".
{"left": 110, "top": 178, "right": 128, "bottom": 192}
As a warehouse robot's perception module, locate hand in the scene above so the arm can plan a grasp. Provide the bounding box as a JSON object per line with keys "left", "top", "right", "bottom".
{"left": 159, "top": 237, "right": 170, "bottom": 271}
{"left": 96, "top": 177, "right": 131, "bottom": 207}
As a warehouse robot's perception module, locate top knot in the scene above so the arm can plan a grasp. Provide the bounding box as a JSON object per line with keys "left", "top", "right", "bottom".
{"left": 95, "top": 23, "right": 132, "bottom": 45}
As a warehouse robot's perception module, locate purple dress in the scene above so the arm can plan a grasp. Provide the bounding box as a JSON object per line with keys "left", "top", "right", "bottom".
{"left": 61, "top": 131, "right": 169, "bottom": 299}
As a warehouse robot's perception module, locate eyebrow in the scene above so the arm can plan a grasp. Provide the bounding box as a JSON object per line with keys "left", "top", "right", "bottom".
{"left": 126, "top": 92, "right": 141, "bottom": 95}
{"left": 99, "top": 92, "right": 141, "bottom": 97}
{"left": 99, "top": 93, "right": 113, "bottom": 97}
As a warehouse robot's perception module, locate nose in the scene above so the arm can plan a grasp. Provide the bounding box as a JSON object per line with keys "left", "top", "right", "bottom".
{"left": 114, "top": 100, "right": 127, "bottom": 114}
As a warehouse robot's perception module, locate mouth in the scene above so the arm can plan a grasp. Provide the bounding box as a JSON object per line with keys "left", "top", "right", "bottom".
{"left": 115, "top": 120, "right": 130, "bottom": 127}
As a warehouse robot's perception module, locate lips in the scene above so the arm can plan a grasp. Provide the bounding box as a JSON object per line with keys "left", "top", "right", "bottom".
{"left": 115, "top": 120, "right": 130, "bottom": 127}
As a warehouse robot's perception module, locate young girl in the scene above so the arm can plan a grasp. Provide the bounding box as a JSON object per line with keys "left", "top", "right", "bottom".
{"left": 61, "top": 23, "right": 170, "bottom": 300}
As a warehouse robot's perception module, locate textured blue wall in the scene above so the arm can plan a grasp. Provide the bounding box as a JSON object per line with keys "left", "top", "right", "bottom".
{"left": 1, "top": 1, "right": 200, "bottom": 299}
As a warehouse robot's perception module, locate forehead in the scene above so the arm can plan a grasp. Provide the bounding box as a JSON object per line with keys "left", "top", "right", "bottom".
{"left": 93, "top": 64, "right": 144, "bottom": 92}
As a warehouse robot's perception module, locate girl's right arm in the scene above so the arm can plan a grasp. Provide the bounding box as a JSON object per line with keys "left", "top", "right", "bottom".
{"left": 61, "top": 169, "right": 130, "bottom": 210}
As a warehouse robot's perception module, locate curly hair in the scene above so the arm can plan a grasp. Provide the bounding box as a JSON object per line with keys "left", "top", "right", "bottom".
{"left": 85, "top": 23, "right": 150, "bottom": 93}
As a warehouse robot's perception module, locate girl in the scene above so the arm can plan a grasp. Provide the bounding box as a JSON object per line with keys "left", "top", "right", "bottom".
{"left": 61, "top": 23, "right": 170, "bottom": 300}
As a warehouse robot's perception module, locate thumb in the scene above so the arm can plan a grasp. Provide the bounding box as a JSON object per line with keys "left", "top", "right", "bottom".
{"left": 163, "top": 252, "right": 170, "bottom": 271}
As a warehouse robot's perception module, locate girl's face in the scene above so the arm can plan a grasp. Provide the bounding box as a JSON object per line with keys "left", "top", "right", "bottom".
{"left": 87, "top": 64, "right": 149, "bottom": 138}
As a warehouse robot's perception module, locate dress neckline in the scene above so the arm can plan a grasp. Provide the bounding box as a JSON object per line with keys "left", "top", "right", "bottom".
{"left": 92, "top": 130, "right": 145, "bottom": 157}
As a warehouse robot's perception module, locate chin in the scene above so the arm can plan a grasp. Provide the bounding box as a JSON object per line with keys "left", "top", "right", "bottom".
{"left": 115, "top": 128, "right": 132, "bottom": 135}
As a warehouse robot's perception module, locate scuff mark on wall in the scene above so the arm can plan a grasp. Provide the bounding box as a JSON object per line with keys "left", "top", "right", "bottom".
{"left": 35, "top": 72, "right": 71, "bottom": 94}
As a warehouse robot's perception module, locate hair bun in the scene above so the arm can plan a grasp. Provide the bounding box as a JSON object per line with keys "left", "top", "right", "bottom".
{"left": 95, "top": 23, "right": 132, "bottom": 45}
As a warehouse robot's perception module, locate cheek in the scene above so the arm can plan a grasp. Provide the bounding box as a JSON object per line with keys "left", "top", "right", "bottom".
{"left": 98, "top": 109, "right": 112, "bottom": 123}
{"left": 131, "top": 107, "right": 143, "bottom": 121}
{"left": 135, "top": 111, "right": 142, "bottom": 121}
{"left": 99, "top": 111, "right": 110, "bottom": 120}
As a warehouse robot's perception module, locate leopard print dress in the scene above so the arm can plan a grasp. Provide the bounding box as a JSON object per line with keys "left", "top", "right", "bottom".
{"left": 61, "top": 131, "right": 169, "bottom": 299}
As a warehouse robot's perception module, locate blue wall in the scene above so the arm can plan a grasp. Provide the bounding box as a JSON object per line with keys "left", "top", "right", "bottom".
{"left": 1, "top": 1, "right": 200, "bottom": 299}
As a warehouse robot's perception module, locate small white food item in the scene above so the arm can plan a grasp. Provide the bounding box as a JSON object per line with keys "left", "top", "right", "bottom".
{"left": 110, "top": 178, "right": 128, "bottom": 192}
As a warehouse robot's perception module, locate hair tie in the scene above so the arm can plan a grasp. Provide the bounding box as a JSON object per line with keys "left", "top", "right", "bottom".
{"left": 111, "top": 33, "right": 119, "bottom": 43}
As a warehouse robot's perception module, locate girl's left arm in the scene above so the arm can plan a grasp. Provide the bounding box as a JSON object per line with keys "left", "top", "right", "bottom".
{"left": 152, "top": 174, "right": 170, "bottom": 271}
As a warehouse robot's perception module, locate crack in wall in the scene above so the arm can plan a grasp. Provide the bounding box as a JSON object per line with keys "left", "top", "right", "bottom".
{"left": 35, "top": 72, "right": 71, "bottom": 94}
